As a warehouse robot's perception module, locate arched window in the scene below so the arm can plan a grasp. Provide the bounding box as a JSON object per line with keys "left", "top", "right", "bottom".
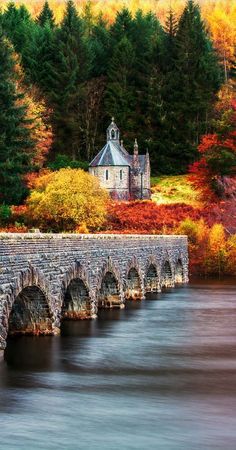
{"left": 111, "top": 129, "right": 115, "bottom": 139}
{"left": 120, "top": 170, "right": 122, "bottom": 180}
{"left": 105, "top": 169, "right": 109, "bottom": 181}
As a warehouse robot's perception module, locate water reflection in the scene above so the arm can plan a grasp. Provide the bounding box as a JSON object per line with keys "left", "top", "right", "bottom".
{"left": 0, "top": 280, "right": 236, "bottom": 450}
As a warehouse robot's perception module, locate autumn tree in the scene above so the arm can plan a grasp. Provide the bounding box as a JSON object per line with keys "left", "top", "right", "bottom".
{"left": 26, "top": 168, "right": 108, "bottom": 231}
{"left": 189, "top": 97, "right": 236, "bottom": 198}
{"left": 205, "top": 223, "right": 227, "bottom": 277}
{"left": 226, "top": 234, "right": 236, "bottom": 275}
{"left": 205, "top": 2, "right": 236, "bottom": 83}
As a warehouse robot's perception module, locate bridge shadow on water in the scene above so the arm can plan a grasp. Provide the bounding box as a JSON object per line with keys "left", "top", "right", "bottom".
{"left": 3, "top": 292, "right": 161, "bottom": 372}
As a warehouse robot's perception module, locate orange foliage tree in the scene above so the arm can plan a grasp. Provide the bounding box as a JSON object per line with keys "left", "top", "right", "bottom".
{"left": 189, "top": 97, "right": 236, "bottom": 199}
{"left": 204, "top": 0, "right": 236, "bottom": 82}
{"left": 14, "top": 56, "right": 53, "bottom": 169}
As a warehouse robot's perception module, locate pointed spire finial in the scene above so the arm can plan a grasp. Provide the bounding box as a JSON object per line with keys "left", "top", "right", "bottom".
{"left": 111, "top": 116, "right": 115, "bottom": 122}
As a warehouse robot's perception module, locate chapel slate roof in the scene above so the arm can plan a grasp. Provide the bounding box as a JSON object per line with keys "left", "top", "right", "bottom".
{"left": 89, "top": 141, "right": 131, "bottom": 167}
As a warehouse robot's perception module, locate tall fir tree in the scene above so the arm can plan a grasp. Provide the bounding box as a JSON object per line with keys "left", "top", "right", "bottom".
{"left": 174, "top": 0, "right": 222, "bottom": 166}
{"left": 0, "top": 31, "right": 34, "bottom": 204}
{"left": 110, "top": 8, "right": 133, "bottom": 43}
{"left": 0, "top": 4, "right": 36, "bottom": 67}
{"left": 105, "top": 36, "right": 135, "bottom": 141}
{"left": 132, "top": 11, "right": 163, "bottom": 133}
{"left": 49, "top": 0, "right": 91, "bottom": 159}
{"left": 90, "top": 15, "right": 110, "bottom": 78}
{"left": 146, "top": 8, "right": 180, "bottom": 173}
{"left": 36, "top": 1, "right": 55, "bottom": 28}
{"left": 32, "top": 22, "right": 57, "bottom": 89}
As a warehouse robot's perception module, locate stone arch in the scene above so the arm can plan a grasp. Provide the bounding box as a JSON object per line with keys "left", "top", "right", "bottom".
{"left": 175, "top": 258, "right": 184, "bottom": 284}
{"left": 1, "top": 265, "right": 55, "bottom": 342}
{"left": 145, "top": 263, "right": 160, "bottom": 293}
{"left": 96, "top": 258, "right": 123, "bottom": 309}
{"left": 61, "top": 262, "right": 95, "bottom": 320}
{"left": 8, "top": 285, "right": 53, "bottom": 336}
{"left": 124, "top": 258, "right": 144, "bottom": 300}
{"left": 13, "top": 265, "right": 50, "bottom": 304}
{"left": 175, "top": 252, "right": 189, "bottom": 284}
{"left": 161, "top": 260, "right": 174, "bottom": 288}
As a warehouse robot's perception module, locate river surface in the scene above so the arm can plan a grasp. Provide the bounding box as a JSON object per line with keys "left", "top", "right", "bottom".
{"left": 0, "top": 280, "right": 236, "bottom": 450}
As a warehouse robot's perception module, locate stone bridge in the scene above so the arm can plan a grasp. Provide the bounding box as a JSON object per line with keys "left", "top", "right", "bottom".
{"left": 0, "top": 233, "right": 188, "bottom": 358}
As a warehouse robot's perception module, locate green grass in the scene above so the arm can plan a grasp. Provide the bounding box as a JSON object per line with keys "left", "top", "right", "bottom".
{"left": 151, "top": 175, "right": 201, "bottom": 207}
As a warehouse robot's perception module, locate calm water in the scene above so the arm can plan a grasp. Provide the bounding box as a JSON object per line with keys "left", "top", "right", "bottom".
{"left": 0, "top": 280, "right": 236, "bottom": 450}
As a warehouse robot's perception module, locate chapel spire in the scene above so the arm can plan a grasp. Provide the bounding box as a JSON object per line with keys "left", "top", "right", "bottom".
{"left": 106, "top": 117, "right": 120, "bottom": 143}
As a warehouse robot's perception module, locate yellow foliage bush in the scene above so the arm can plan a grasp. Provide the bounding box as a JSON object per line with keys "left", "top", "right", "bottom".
{"left": 26, "top": 168, "right": 108, "bottom": 232}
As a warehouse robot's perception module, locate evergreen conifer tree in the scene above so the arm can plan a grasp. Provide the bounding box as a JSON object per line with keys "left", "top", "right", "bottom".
{"left": 105, "top": 36, "right": 135, "bottom": 138}
{"left": 37, "top": 1, "right": 55, "bottom": 28}
{"left": 174, "top": 0, "right": 222, "bottom": 163}
{"left": 0, "top": 32, "right": 33, "bottom": 204}
{"left": 32, "top": 22, "right": 56, "bottom": 90}
{"left": 110, "top": 8, "right": 133, "bottom": 43}
{"left": 49, "top": 0, "right": 91, "bottom": 159}
{"left": 90, "top": 15, "right": 110, "bottom": 77}
{"left": 132, "top": 11, "right": 163, "bottom": 131}
{"left": 148, "top": 1, "right": 222, "bottom": 173}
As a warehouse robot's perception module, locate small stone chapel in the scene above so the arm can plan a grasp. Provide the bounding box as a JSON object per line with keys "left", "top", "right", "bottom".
{"left": 89, "top": 118, "right": 151, "bottom": 200}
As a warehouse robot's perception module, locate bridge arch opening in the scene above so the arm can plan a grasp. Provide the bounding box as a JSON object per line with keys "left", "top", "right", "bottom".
{"left": 62, "top": 278, "right": 92, "bottom": 320}
{"left": 125, "top": 268, "right": 142, "bottom": 300}
{"left": 98, "top": 271, "right": 121, "bottom": 309}
{"left": 161, "top": 261, "right": 173, "bottom": 288}
{"left": 145, "top": 264, "right": 160, "bottom": 293}
{"left": 8, "top": 286, "right": 53, "bottom": 337}
{"left": 175, "top": 259, "right": 184, "bottom": 284}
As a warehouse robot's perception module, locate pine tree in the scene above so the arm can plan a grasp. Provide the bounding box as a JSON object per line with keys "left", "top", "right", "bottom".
{"left": 31, "top": 22, "right": 56, "bottom": 89}
{"left": 0, "top": 3, "right": 40, "bottom": 82}
{"left": 49, "top": 0, "right": 91, "bottom": 159}
{"left": 175, "top": 0, "right": 222, "bottom": 161}
{"left": 148, "top": 1, "right": 222, "bottom": 174}
{"left": 0, "top": 32, "right": 33, "bottom": 204}
{"left": 82, "top": 0, "right": 95, "bottom": 38}
{"left": 110, "top": 8, "right": 133, "bottom": 43}
{"left": 147, "top": 8, "right": 180, "bottom": 174}
{"left": 1, "top": 4, "right": 35, "bottom": 57}
{"left": 105, "top": 36, "right": 135, "bottom": 138}
{"left": 37, "top": 1, "right": 55, "bottom": 28}
{"left": 90, "top": 15, "right": 110, "bottom": 77}
{"left": 132, "top": 11, "right": 163, "bottom": 130}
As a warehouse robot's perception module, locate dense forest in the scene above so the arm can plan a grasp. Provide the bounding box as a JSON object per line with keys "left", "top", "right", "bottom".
{"left": 1, "top": 0, "right": 233, "bottom": 205}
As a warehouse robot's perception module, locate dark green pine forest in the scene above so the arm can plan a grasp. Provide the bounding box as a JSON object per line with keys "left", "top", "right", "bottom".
{"left": 0, "top": 0, "right": 223, "bottom": 204}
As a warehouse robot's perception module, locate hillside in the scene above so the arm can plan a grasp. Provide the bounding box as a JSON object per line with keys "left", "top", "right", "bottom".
{"left": 151, "top": 175, "right": 202, "bottom": 207}
{"left": 151, "top": 175, "right": 236, "bottom": 234}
